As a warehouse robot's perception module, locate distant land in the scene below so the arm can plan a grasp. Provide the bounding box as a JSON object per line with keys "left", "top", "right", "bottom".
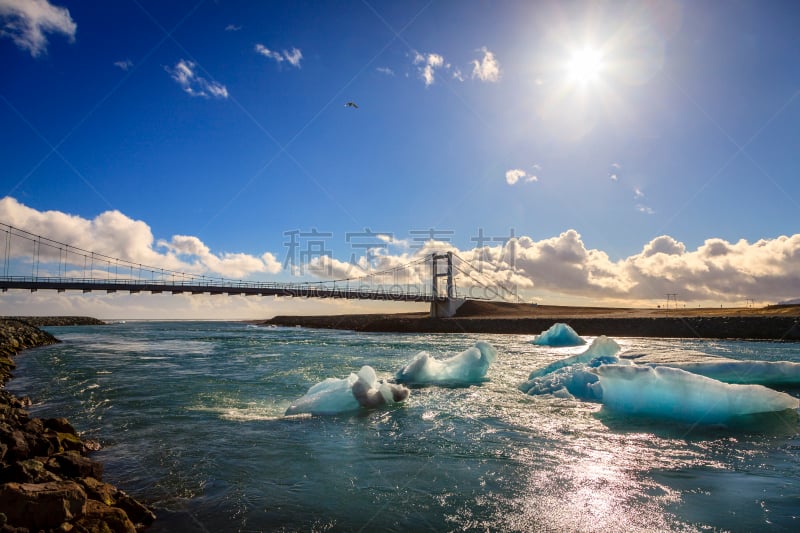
{"left": 262, "top": 301, "right": 800, "bottom": 340}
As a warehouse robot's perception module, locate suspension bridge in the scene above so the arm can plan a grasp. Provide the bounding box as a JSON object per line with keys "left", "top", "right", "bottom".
{"left": 0, "top": 223, "right": 516, "bottom": 317}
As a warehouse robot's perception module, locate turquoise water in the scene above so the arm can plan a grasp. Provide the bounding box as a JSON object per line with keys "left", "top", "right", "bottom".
{"left": 7, "top": 322, "right": 800, "bottom": 532}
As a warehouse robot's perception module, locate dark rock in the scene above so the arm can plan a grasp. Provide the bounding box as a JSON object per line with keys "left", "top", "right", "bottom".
{"left": 8, "top": 459, "right": 61, "bottom": 484}
{"left": 3, "top": 430, "right": 30, "bottom": 462}
{"left": 22, "top": 418, "right": 43, "bottom": 435}
{"left": 44, "top": 429, "right": 86, "bottom": 454}
{"left": 0, "top": 480, "right": 87, "bottom": 530}
{"left": 74, "top": 500, "right": 137, "bottom": 533}
{"left": 116, "top": 493, "right": 157, "bottom": 527}
{"left": 53, "top": 451, "right": 103, "bottom": 480}
{"left": 80, "top": 476, "right": 118, "bottom": 506}
{"left": 45, "top": 417, "right": 77, "bottom": 434}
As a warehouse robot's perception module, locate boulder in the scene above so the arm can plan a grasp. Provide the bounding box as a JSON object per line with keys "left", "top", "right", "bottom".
{"left": 53, "top": 450, "right": 104, "bottom": 480}
{"left": 8, "top": 458, "right": 61, "bottom": 484}
{"left": 45, "top": 417, "right": 77, "bottom": 434}
{"left": 80, "top": 476, "right": 118, "bottom": 506}
{"left": 0, "top": 480, "right": 87, "bottom": 530}
{"left": 74, "top": 500, "right": 137, "bottom": 533}
{"left": 116, "top": 492, "right": 157, "bottom": 527}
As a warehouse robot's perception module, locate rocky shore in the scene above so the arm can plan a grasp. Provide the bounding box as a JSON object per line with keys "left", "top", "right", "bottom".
{"left": 0, "top": 318, "right": 155, "bottom": 532}
{"left": 263, "top": 302, "right": 800, "bottom": 340}
{"left": 0, "top": 317, "right": 107, "bottom": 327}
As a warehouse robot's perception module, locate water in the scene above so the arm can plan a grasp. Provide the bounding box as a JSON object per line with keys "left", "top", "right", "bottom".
{"left": 6, "top": 322, "right": 800, "bottom": 532}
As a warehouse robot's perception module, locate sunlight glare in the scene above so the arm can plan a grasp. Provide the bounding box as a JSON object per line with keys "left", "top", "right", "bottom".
{"left": 566, "top": 47, "right": 603, "bottom": 83}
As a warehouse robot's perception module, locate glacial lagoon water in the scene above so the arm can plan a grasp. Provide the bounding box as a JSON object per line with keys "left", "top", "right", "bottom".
{"left": 7, "top": 321, "right": 800, "bottom": 532}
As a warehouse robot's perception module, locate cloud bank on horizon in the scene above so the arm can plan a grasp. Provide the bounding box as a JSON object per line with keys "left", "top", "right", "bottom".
{"left": 2, "top": 197, "right": 799, "bottom": 308}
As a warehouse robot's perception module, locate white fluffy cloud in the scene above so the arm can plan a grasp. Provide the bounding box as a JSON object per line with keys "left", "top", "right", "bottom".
{"left": 255, "top": 44, "right": 302, "bottom": 68}
{"left": 166, "top": 60, "right": 228, "bottom": 99}
{"left": 471, "top": 47, "right": 501, "bottom": 82}
{"left": 0, "top": 0, "right": 76, "bottom": 57}
{"left": 505, "top": 169, "right": 525, "bottom": 185}
{"left": 505, "top": 168, "right": 538, "bottom": 185}
{"left": 459, "top": 230, "right": 800, "bottom": 305}
{"left": 0, "top": 197, "right": 280, "bottom": 279}
{"left": 411, "top": 48, "right": 501, "bottom": 87}
{"left": 413, "top": 51, "right": 445, "bottom": 87}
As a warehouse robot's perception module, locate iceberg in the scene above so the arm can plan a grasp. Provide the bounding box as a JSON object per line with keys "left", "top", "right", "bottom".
{"left": 395, "top": 341, "right": 497, "bottom": 385}
{"left": 519, "top": 336, "right": 625, "bottom": 399}
{"left": 646, "top": 360, "right": 800, "bottom": 386}
{"left": 594, "top": 364, "right": 800, "bottom": 424}
{"left": 531, "top": 323, "right": 586, "bottom": 347}
{"left": 518, "top": 365, "right": 604, "bottom": 400}
{"left": 285, "top": 366, "right": 409, "bottom": 416}
{"left": 526, "top": 336, "right": 621, "bottom": 380}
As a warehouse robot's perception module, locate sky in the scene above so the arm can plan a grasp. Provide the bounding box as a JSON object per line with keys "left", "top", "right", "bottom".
{"left": 1, "top": 0, "right": 799, "bottom": 319}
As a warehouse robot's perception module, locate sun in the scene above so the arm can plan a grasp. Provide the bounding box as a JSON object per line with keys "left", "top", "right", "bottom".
{"left": 566, "top": 47, "right": 604, "bottom": 84}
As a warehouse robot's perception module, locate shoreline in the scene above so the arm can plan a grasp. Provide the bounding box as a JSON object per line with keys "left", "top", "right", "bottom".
{"left": 0, "top": 317, "right": 155, "bottom": 532}
{"left": 262, "top": 302, "right": 800, "bottom": 340}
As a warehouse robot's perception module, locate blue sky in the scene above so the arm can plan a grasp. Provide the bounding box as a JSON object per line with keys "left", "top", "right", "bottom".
{"left": 1, "top": 0, "right": 799, "bottom": 318}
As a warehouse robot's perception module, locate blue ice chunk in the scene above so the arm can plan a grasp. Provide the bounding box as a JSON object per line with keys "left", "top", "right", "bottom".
{"left": 531, "top": 323, "right": 586, "bottom": 347}
{"left": 646, "top": 360, "right": 800, "bottom": 386}
{"left": 594, "top": 364, "right": 800, "bottom": 423}
{"left": 519, "top": 366, "right": 604, "bottom": 400}
{"left": 526, "top": 336, "right": 621, "bottom": 380}
{"left": 520, "top": 336, "right": 625, "bottom": 399}
{"left": 395, "top": 341, "right": 497, "bottom": 385}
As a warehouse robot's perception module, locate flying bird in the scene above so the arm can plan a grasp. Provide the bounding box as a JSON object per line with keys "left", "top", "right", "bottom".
{"left": 344, "top": 101, "right": 359, "bottom": 109}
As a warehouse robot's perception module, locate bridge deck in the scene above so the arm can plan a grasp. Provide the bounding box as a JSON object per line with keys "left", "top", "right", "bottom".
{"left": 0, "top": 277, "right": 440, "bottom": 303}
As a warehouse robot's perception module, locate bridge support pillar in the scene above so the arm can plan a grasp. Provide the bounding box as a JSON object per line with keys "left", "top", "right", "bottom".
{"left": 431, "top": 297, "right": 465, "bottom": 318}
{"left": 429, "top": 251, "right": 465, "bottom": 318}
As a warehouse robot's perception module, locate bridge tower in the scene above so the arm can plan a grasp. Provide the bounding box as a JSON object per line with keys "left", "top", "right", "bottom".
{"left": 430, "top": 252, "right": 465, "bottom": 318}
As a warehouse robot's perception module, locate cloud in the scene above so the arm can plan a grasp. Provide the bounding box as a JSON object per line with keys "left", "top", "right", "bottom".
{"left": 0, "top": 0, "right": 76, "bottom": 57}
{"left": 610, "top": 174, "right": 618, "bottom": 181}
{"left": 225, "top": 24, "right": 241, "bottom": 31}
{"left": 255, "top": 43, "right": 302, "bottom": 68}
{"left": 376, "top": 66, "right": 394, "bottom": 76}
{"left": 283, "top": 47, "right": 302, "bottom": 67}
{"left": 454, "top": 230, "right": 800, "bottom": 305}
{"left": 166, "top": 60, "right": 228, "bottom": 99}
{"left": 636, "top": 204, "right": 655, "bottom": 215}
{"left": 0, "top": 197, "right": 280, "bottom": 279}
{"left": 505, "top": 169, "right": 525, "bottom": 185}
{"left": 471, "top": 47, "right": 501, "bottom": 82}
{"left": 634, "top": 187, "right": 644, "bottom": 199}
{"left": 113, "top": 59, "right": 133, "bottom": 71}
{"left": 413, "top": 51, "right": 445, "bottom": 87}
{"left": 5, "top": 196, "right": 799, "bottom": 309}
{"left": 505, "top": 168, "right": 538, "bottom": 185}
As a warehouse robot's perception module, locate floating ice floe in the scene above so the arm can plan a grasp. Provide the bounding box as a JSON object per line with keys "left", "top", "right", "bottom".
{"left": 395, "top": 341, "right": 497, "bottom": 386}
{"left": 531, "top": 323, "right": 586, "bottom": 347}
{"left": 519, "top": 336, "right": 624, "bottom": 399}
{"left": 285, "top": 365, "right": 409, "bottom": 416}
{"left": 595, "top": 364, "right": 800, "bottom": 423}
{"left": 645, "top": 360, "right": 800, "bottom": 386}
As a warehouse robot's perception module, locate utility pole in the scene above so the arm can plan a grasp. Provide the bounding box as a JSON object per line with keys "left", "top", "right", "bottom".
{"left": 666, "top": 293, "right": 678, "bottom": 312}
